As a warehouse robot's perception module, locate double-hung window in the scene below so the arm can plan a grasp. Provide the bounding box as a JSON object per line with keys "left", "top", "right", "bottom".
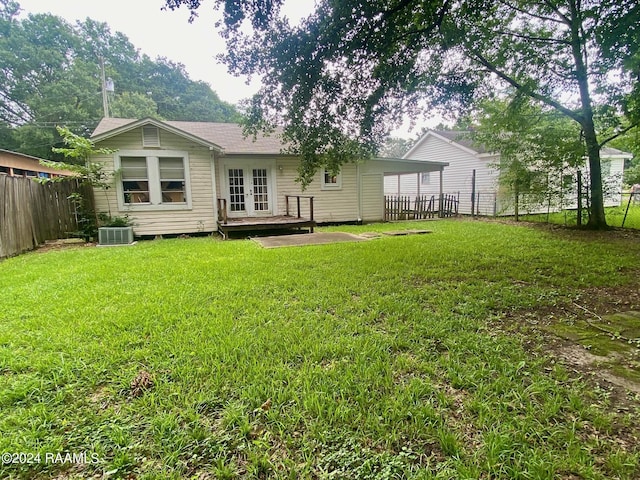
{"left": 121, "top": 157, "right": 150, "bottom": 204}
{"left": 117, "top": 151, "right": 191, "bottom": 210}
{"left": 159, "top": 157, "right": 186, "bottom": 203}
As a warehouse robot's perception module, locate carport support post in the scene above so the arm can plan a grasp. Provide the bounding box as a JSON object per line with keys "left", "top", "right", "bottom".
{"left": 438, "top": 168, "right": 444, "bottom": 218}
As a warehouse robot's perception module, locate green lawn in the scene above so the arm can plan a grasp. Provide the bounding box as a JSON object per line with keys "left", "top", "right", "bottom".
{"left": 518, "top": 197, "right": 640, "bottom": 229}
{"left": 1, "top": 220, "right": 639, "bottom": 479}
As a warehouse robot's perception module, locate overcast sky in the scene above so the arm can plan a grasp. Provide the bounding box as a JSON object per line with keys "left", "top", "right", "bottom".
{"left": 16, "top": 0, "right": 436, "bottom": 137}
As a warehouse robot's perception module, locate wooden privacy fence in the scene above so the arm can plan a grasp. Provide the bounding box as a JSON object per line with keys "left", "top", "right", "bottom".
{"left": 0, "top": 176, "right": 89, "bottom": 259}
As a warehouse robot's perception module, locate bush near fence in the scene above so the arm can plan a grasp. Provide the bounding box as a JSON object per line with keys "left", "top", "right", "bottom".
{"left": 0, "top": 176, "right": 90, "bottom": 259}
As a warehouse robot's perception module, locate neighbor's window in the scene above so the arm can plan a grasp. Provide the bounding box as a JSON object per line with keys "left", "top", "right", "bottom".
{"left": 121, "top": 156, "right": 150, "bottom": 204}
{"left": 159, "top": 157, "right": 186, "bottom": 203}
{"left": 421, "top": 172, "right": 431, "bottom": 185}
{"left": 321, "top": 168, "right": 342, "bottom": 190}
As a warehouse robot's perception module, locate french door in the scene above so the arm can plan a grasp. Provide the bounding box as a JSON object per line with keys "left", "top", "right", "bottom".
{"left": 226, "top": 165, "right": 272, "bottom": 217}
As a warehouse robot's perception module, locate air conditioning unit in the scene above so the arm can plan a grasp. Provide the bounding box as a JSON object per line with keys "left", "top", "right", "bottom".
{"left": 98, "top": 226, "right": 134, "bottom": 246}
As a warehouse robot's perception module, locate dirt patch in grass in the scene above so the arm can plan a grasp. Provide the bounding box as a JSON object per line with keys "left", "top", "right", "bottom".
{"left": 35, "top": 238, "right": 95, "bottom": 254}
{"left": 497, "top": 281, "right": 640, "bottom": 413}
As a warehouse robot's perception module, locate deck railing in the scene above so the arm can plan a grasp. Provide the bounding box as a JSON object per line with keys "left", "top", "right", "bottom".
{"left": 285, "top": 195, "right": 314, "bottom": 222}
{"left": 217, "top": 195, "right": 315, "bottom": 227}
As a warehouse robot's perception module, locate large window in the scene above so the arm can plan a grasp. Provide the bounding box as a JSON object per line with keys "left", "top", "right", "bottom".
{"left": 117, "top": 151, "right": 190, "bottom": 209}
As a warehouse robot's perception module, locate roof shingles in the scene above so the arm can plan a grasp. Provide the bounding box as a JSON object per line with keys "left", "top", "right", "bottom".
{"left": 92, "top": 118, "right": 286, "bottom": 155}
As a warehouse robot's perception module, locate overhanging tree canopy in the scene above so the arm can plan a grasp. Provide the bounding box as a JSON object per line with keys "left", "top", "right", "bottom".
{"left": 164, "top": 0, "right": 638, "bottom": 228}
{"left": 0, "top": 0, "right": 240, "bottom": 159}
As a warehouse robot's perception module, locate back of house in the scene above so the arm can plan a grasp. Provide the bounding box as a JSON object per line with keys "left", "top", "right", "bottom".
{"left": 90, "top": 118, "right": 448, "bottom": 237}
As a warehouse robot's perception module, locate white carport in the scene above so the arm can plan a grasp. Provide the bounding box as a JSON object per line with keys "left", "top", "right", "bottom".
{"left": 358, "top": 157, "right": 449, "bottom": 222}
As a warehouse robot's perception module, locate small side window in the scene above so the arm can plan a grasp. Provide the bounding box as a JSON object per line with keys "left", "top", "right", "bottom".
{"left": 321, "top": 168, "right": 342, "bottom": 190}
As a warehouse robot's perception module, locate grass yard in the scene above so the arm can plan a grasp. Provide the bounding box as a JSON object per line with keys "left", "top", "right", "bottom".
{"left": 1, "top": 219, "right": 639, "bottom": 479}
{"left": 517, "top": 197, "right": 640, "bottom": 229}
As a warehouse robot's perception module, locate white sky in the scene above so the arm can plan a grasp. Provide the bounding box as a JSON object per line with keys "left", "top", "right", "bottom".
{"left": 16, "top": 0, "right": 437, "bottom": 138}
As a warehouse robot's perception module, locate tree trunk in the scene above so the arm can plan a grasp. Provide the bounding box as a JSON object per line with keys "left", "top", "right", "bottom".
{"left": 584, "top": 126, "right": 607, "bottom": 229}
{"left": 568, "top": 0, "right": 607, "bottom": 229}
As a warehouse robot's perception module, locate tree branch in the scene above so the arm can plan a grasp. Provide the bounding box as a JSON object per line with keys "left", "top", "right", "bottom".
{"left": 497, "top": 0, "right": 568, "bottom": 24}
{"left": 393, "top": 0, "right": 451, "bottom": 42}
{"left": 493, "top": 29, "right": 571, "bottom": 45}
{"left": 542, "top": 0, "right": 572, "bottom": 25}
{"left": 598, "top": 120, "right": 640, "bottom": 148}
{"left": 468, "top": 50, "right": 584, "bottom": 124}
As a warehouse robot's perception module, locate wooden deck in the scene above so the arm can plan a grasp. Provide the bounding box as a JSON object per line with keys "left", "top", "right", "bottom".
{"left": 217, "top": 215, "right": 316, "bottom": 238}
{"left": 217, "top": 195, "right": 316, "bottom": 239}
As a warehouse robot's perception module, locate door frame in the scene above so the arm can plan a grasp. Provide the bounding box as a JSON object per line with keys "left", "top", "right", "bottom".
{"left": 220, "top": 158, "right": 276, "bottom": 218}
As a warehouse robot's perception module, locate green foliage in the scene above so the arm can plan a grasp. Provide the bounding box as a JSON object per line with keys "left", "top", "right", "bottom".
{"left": 625, "top": 160, "right": 640, "bottom": 186}
{"left": 379, "top": 136, "right": 416, "bottom": 158}
{"left": 109, "top": 92, "right": 159, "bottom": 119}
{"left": 608, "top": 126, "right": 640, "bottom": 186}
{"left": 97, "top": 213, "right": 131, "bottom": 227}
{"left": 0, "top": 2, "right": 240, "bottom": 159}
{"left": 46, "top": 126, "right": 117, "bottom": 239}
{"left": 163, "top": 0, "right": 638, "bottom": 226}
{"left": 471, "top": 97, "right": 587, "bottom": 213}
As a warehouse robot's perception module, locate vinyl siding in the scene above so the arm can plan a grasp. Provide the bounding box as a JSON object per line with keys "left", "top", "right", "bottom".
{"left": 93, "top": 127, "right": 216, "bottom": 236}
{"left": 396, "top": 133, "right": 628, "bottom": 216}
{"left": 273, "top": 158, "right": 360, "bottom": 223}
{"left": 360, "top": 173, "right": 384, "bottom": 221}
{"left": 395, "top": 135, "right": 499, "bottom": 215}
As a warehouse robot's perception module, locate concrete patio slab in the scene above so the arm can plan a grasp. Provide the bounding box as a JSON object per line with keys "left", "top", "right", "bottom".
{"left": 252, "top": 232, "right": 369, "bottom": 248}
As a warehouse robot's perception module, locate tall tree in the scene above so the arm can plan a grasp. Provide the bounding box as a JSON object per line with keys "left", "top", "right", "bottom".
{"left": 0, "top": 1, "right": 240, "bottom": 159}
{"left": 164, "top": 0, "right": 639, "bottom": 228}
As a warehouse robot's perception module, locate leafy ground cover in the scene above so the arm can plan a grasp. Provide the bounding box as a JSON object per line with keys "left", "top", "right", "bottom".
{"left": 1, "top": 219, "right": 639, "bottom": 479}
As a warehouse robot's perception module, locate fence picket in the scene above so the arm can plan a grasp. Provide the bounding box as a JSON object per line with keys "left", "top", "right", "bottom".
{"left": 0, "top": 176, "right": 83, "bottom": 259}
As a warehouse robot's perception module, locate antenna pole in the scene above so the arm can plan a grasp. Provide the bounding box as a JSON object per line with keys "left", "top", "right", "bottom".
{"left": 100, "top": 57, "right": 109, "bottom": 118}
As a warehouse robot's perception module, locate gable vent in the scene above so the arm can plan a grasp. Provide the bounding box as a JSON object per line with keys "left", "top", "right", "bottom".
{"left": 142, "top": 125, "right": 160, "bottom": 147}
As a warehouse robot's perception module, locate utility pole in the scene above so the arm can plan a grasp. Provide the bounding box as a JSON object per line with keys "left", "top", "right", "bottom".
{"left": 100, "top": 57, "right": 114, "bottom": 118}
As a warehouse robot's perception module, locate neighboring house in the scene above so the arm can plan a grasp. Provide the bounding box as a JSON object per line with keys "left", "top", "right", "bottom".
{"left": 384, "top": 130, "right": 631, "bottom": 215}
{"left": 0, "top": 149, "right": 75, "bottom": 179}
{"left": 90, "top": 118, "right": 449, "bottom": 236}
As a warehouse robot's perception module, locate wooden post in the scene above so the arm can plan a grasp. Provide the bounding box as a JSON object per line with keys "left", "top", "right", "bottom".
{"left": 296, "top": 196, "right": 301, "bottom": 218}
{"left": 514, "top": 182, "right": 519, "bottom": 222}
{"left": 622, "top": 191, "right": 633, "bottom": 228}
{"left": 577, "top": 170, "right": 583, "bottom": 227}
{"left": 439, "top": 168, "right": 444, "bottom": 218}
{"left": 309, "top": 197, "right": 314, "bottom": 233}
{"left": 285, "top": 195, "right": 290, "bottom": 216}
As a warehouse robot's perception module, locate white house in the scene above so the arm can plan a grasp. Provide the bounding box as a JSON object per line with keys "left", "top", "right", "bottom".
{"left": 384, "top": 130, "right": 630, "bottom": 215}
{"left": 90, "top": 118, "right": 449, "bottom": 236}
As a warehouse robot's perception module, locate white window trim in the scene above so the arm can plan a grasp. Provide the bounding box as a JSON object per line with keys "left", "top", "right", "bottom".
{"left": 115, "top": 150, "right": 192, "bottom": 211}
{"left": 321, "top": 167, "right": 342, "bottom": 190}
